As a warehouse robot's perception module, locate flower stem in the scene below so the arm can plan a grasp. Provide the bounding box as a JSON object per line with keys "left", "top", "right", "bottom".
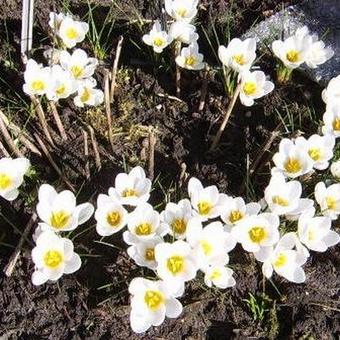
{"left": 209, "top": 82, "right": 241, "bottom": 152}
{"left": 277, "top": 63, "right": 293, "bottom": 84}
{"left": 175, "top": 41, "right": 182, "bottom": 98}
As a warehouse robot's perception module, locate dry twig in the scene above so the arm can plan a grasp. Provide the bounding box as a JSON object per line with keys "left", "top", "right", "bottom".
{"left": 49, "top": 101, "right": 67, "bottom": 141}
{"left": 104, "top": 70, "right": 115, "bottom": 153}
{"left": 0, "top": 112, "right": 23, "bottom": 157}
{"left": 82, "top": 129, "right": 90, "bottom": 179}
{"left": 4, "top": 213, "right": 37, "bottom": 277}
{"left": 110, "top": 35, "right": 124, "bottom": 103}
{"left": 88, "top": 125, "right": 101, "bottom": 170}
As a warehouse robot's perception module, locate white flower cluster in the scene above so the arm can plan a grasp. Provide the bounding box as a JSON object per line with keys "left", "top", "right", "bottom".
{"left": 31, "top": 184, "right": 94, "bottom": 285}
{"left": 272, "top": 26, "right": 334, "bottom": 70}
{"left": 142, "top": 0, "right": 205, "bottom": 71}
{"left": 218, "top": 38, "right": 275, "bottom": 106}
{"left": 23, "top": 12, "right": 104, "bottom": 108}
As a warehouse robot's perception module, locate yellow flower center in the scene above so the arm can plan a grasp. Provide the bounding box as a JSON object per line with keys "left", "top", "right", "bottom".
{"left": 308, "top": 148, "right": 322, "bottom": 161}
{"left": 135, "top": 223, "right": 152, "bottom": 236}
{"left": 106, "top": 211, "right": 121, "bottom": 227}
{"left": 200, "top": 240, "right": 213, "bottom": 256}
{"left": 31, "top": 80, "right": 46, "bottom": 91}
{"left": 326, "top": 196, "right": 337, "bottom": 210}
{"left": 243, "top": 82, "right": 257, "bottom": 96}
{"left": 66, "top": 27, "right": 78, "bottom": 40}
{"left": 185, "top": 55, "right": 197, "bottom": 66}
{"left": 145, "top": 248, "right": 155, "bottom": 261}
{"left": 307, "top": 228, "right": 315, "bottom": 241}
{"left": 232, "top": 54, "right": 246, "bottom": 65}
{"left": 167, "top": 255, "right": 184, "bottom": 275}
{"left": 50, "top": 211, "right": 71, "bottom": 230}
{"left": 144, "top": 290, "right": 164, "bottom": 310}
{"left": 197, "top": 201, "right": 212, "bottom": 215}
{"left": 43, "top": 250, "right": 64, "bottom": 268}
{"left": 286, "top": 49, "right": 300, "bottom": 63}
{"left": 332, "top": 118, "right": 340, "bottom": 131}
{"left": 272, "top": 196, "right": 289, "bottom": 207}
{"left": 229, "top": 210, "right": 244, "bottom": 223}
{"left": 176, "top": 7, "right": 187, "bottom": 17}
{"left": 273, "top": 253, "right": 287, "bottom": 268}
{"left": 122, "top": 188, "right": 138, "bottom": 197}
{"left": 153, "top": 37, "right": 165, "bottom": 47}
{"left": 248, "top": 226, "right": 267, "bottom": 243}
{"left": 284, "top": 158, "right": 302, "bottom": 174}
{"left": 80, "top": 87, "right": 91, "bottom": 102}
{"left": 209, "top": 270, "right": 222, "bottom": 281}
{"left": 56, "top": 84, "right": 66, "bottom": 96}
{"left": 70, "top": 65, "right": 84, "bottom": 79}
{"left": 0, "top": 173, "right": 12, "bottom": 190}
{"left": 171, "top": 218, "right": 187, "bottom": 235}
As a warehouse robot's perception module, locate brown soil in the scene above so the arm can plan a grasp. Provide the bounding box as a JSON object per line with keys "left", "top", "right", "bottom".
{"left": 0, "top": 0, "right": 339, "bottom": 339}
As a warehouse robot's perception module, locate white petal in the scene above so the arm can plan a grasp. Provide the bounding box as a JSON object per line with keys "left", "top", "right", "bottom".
{"left": 32, "top": 270, "right": 48, "bottom": 285}
{"left": 165, "top": 298, "right": 183, "bottom": 318}
{"left": 75, "top": 203, "right": 94, "bottom": 225}
{"left": 64, "top": 253, "right": 81, "bottom": 274}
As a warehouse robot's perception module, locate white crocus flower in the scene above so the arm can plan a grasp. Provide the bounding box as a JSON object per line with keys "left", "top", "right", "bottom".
{"left": 160, "top": 199, "right": 193, "bottom": 240}
{"left": 36, "top": 184, "right": 94, "bottom": 232}
{"left": 203, "top": 265, "right": 236, "bottom": 289}
{"left": 219, "top": 197, "right": 261, "bottom": 228}
{"left": 155, "top": 240, "right": 197, "bottom": 287}
{"left": 255, "top": 233, "right": 307, "bottom": 283}
{"left": 123, "top": 203, "right": 165, "bottom": 245}
{"left": 129, "top": 278, "right": 183, "bottom": 333}
{"left": 305, "top": 36, "right": 334, "bottom": 69}
{"left": 264, "top": 173, "right": 314, "bottom": 218}
{"left": 58, "top": 16, "right": 89, "bottom": 48}
{"left": 232, "top": 213, "right": 280, "bottom": 253}
{"left": 74, "top": 79, "right": 104, "bottom": 107}
{"left": 31, "top": 230, "right": 81, "bottom": 285}
{"left": 295, "top": 134, "right": 335, "bottom": 170}
{"left": 218, "top": 38, "right": 257, "bottom": 73}
{"left": 331, "top": 160, "right": 340, "bottom": 179}
{"left": 127, "top": 236, "right": 164, "bottom": 270}
{"left": 48, "top": 12, "right": 66, "bottom": 33}
{"left": 46, "top": 65, "right": 77, "bottom": 101}
{"left": 23, "top": 59, "right": 50, "bottom": 96}
{"left": 322, "top": 102, "right": 340, "bottom": 138}
{"left": 239, "top": 70, "right": 274, "bottom": 106}
{"left": 315, "top": 182, "right": 340, "bottom": 220}
{"left": 0, "top": 157, "right": 30, "bottom": 201}
{"left": 298, "top": 208, "right": 340, "bottom": 253}
{"left": 60, "top": 49, "right": 98, "bottom": 80}
{"left": 186, "top": 219, "right": 236, "bottom": 270}
{"left": 188, "top": 177, "right": 228, "bottom": 221}
{"left": 272, "top": 32, "right": 311, "bottom": 69}
{"left": 322, "top": 75, "right": 340, "bottom": 105}
{"left": 175, "top": 42, "right": 205, "bottom": 70}
{"left": 169, "top": 21, "right": 198, "bottom": 44}
{"left": 272, "top": 138, "right": 313, "bottom": 178}
{"left": 108, "top": 166, "right": 151, "bottom": 206}
{"left": 142, "top": 21, "right": 172, "bottom": 54}
{"left": 164, "top": 0, "right": 198, "bottom": 23}
{"left": 95, "top": 194, "right": 128, "bottom": 236}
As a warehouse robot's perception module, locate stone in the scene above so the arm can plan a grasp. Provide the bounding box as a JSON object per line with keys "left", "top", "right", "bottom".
{"left": 243, "top": 0, "right": 340, "bottom": 85}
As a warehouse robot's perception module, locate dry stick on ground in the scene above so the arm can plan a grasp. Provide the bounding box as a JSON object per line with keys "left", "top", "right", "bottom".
{"left": 88, "top": 125, "right": 101, "bottom": 170}
{"left": 0, "top": 113, "right": 23, "bottom": 157}
{"left": 156, "top": 92, "right": 185, "bottom": 103}
{"left": 49, "top": 101, "right": 68, "bottom": 141}
{"left": 3, "top": 213, "right": 37, "bottom": 277}
{"left": 82, "top": 129, "right": 90, "bottom": 179}
{"left": 0, "top": 110, "right": 41, "bottom": 156}
{"left": 0, "top": 140, "right": 10, "bottom": 157}
{"left": 34, "top": 133, "right": 75, "bottom": 191}
{"left": 104, "top": 70, "right": 115, "bottom": 153}
{"left": 30, "top": 95, "right": 55, "bottom": 146}
{"left": 110, "top": 35, "right": 124, "bottom": 103}
{"left": 175, "top": 41, "right": 182, "bottom": 98}
{"left": 148, "top": 129, "right": 157, "bottom": 181}
{"left": 209, "top": 82, "right": 241, "bottom": 152}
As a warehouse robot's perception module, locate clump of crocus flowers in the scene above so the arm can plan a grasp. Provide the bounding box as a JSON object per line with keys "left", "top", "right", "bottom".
{"left": 23, "top": 12, "right": 103, "bottom": 107}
